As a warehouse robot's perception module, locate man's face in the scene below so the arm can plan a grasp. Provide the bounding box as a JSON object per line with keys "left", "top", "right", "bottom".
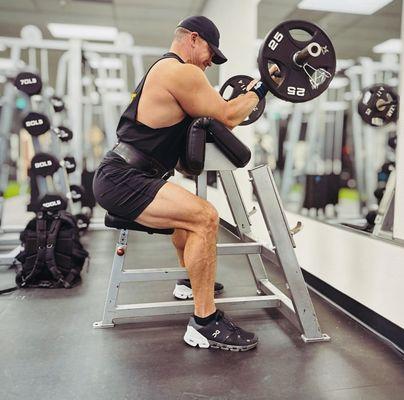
{"left": 191, "top": 34, "right": 214, "bottom": 71}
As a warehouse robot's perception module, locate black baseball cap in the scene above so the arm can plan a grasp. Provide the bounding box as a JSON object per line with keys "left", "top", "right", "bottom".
{"left": 177, "top": 16, "right": 227, "bottom": 65}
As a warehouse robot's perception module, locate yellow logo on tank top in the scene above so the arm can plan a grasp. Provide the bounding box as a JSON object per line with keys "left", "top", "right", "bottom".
{"left": 131, "top": 92, "right": 137, "bottom": 101}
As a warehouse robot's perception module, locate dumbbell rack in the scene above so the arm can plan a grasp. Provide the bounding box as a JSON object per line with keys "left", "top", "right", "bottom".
{"left": 0, "top": 81, "right": 23, "bottom": 265}
{"left": 94, "top": 144, "right": 329, "bottom": 343}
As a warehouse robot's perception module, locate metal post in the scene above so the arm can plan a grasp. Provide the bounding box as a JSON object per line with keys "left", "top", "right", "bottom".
{"left": 67, "top": 39, "right": 83, "bottom": 184}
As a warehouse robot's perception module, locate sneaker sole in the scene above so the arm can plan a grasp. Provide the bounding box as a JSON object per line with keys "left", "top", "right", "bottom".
{"left": 173, "top": 284, "right": 223, "bottom": 300}
{"left": 183, "top": 326, "right": 257, "bottom": 352}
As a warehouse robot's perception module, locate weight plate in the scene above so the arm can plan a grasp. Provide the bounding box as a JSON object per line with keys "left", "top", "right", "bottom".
{"left": 74, "top": 213, "right": 91, "bottom": 231}
{"left": 358, "top": 84, "right": 399, "bottom": 127}
{"left": 64, "top": 156, "right": 77, "bottom": 174}
{"left": 388, "top": 136, "right": 397, "bottom": 150}
{"left": 258, "top": 20, "right": 336, "bottom": 103}
{"left": 69, "top": 184, "right": 85, "bottom": 203}
{"left": 14, "top": 72, "right": 42, "bottom": 96}
{"left": 50, "top": 96, "right": 65, "bottom": 112}
{"left": 219, "top": 75, "right": 266, "bottom": 125}
{"left": 56, "top": 126, "right": 73, "bottom": 142}
{"left": 39, "top": 193, "right": 68, "bottom": 212}
{"left": 23, "top": 112, "right": 50, "bottom": 136}
{"left": 31, "top": 153, "right": 60, "bottom": 176}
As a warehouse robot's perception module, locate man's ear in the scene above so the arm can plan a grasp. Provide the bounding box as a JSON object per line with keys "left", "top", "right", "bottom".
{"left": 190, "top": 32, "right": 198, "bottom": 47}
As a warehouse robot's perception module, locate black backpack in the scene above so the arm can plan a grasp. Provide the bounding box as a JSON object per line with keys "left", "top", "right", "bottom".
{"left": 0, "top": 210, "right": 89, "bottom": 294}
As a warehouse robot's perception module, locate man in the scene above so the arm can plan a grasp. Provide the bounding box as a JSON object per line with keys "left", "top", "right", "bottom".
{"left": 93, "top": 15, "right": 269, "bottom": 352}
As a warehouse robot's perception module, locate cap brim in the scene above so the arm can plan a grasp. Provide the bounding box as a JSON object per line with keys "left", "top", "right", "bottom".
{"left": 210, "top": 43, "right": 227, "bottom": 65}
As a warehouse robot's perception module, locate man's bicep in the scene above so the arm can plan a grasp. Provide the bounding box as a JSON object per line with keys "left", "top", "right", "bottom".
{"left": 170, "top": 67, "right": 227, "bottom": 120}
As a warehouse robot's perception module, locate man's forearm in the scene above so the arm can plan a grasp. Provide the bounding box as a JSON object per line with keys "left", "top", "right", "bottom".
{"left": 225, "top": 91, "right": 260, "bottom": 129}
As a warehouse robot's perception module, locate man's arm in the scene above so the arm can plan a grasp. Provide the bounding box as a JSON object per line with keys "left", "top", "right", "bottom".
{"left": 167, "top": 63, "right": 259, "bottom": 129}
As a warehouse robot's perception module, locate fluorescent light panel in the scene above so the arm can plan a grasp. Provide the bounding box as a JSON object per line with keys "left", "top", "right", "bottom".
{"left": 298, "top": 0, "right": 393, "bottom": 15}
{"left": 47, "top": 23, "right": 118, "bottom": 41}
{"left": 373, "top": 38, "right": 401, "bottom": 53}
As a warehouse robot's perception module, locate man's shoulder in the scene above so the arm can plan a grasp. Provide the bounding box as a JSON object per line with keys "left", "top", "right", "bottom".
{"left": 153, "top": 59, "right": 202, "bottom": 80}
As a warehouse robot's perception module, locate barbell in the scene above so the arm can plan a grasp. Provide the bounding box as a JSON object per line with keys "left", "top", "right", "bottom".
{"left": 219, "top": 20, "right": 336, "bottom": 125}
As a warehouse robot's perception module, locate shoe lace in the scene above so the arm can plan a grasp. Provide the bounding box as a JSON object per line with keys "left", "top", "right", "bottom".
{"left": 217, "top": 311, "right": 242, "bottom": 336}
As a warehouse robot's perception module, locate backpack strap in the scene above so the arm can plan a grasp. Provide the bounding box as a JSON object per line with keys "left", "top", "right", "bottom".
{"left": 58, "top": 210, "right": 86, "bottom": 286}
{"left": 19, "top": 212, "right": 48, "bottom": 287}
{"left": 44, "top": 212, "right": 69, "bottom": 287}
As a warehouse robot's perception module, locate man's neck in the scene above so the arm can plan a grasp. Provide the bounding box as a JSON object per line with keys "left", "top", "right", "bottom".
{"left": 169, "top": 43, "right": 189, "bottom": 63}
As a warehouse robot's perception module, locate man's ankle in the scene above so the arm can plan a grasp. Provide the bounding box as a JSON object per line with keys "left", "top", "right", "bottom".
{"left": 194, "top": 309, "right": 218, "bottom": 326}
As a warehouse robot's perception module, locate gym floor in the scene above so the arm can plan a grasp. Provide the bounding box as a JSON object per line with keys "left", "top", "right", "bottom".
{"left": 1, "top": 220, "right": 404, "bottom": 400}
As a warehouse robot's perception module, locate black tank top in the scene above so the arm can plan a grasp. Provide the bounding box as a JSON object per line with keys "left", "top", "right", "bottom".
{"left": 116, "top": 52, "right": 193, "bottom": 170}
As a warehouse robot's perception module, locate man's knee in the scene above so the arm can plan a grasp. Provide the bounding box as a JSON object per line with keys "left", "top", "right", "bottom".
{"left": 196, "top": 202, "right": 219, "bottom": 234}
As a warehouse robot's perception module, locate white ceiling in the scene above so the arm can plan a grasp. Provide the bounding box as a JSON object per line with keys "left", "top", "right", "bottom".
{"left": 0, "top": 0, "right": 401, "bottom": 60}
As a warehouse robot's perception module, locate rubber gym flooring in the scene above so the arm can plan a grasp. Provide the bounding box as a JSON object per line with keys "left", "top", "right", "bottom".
{"left": 1, "top": 225, "right": 404, "bottom": 400}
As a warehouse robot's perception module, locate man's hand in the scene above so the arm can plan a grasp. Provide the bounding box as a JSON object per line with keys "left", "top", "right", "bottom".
{"left": 246, "top": 79, "right": 259, "bottom": 91}
{"left": 269, "top": 63, "right": 282, "bottom": 86}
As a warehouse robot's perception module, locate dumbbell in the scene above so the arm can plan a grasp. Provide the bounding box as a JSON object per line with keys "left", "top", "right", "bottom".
{"left": 68, "top": 184, "right": 86, "bottom": 203}
{"left": 374, "top": 187, "right": 385, "bottom": 203}
{"left": 14, "top": 71, "right": 65, "bottom": 112}
{"left": 74, "top": 212, "right": 91, "bottom": 232}
{"left": 39, "top": 193, "right": 68, "bottom": 213}
{"left": 22, "top": 111, "right": 73, "bottom": 142}
{"left": 366, "top": 210, "right": 377, "bottom": 226}
{"left": 30, "top": 152, "right": 83, "bottom": 205}
{"left": 388, "top": 136, "right": 397, "bottom": 150}
{"left": 64, "top": 156, "right": 77, "bottom": 174}
{"left": 377, "top": 161, "right": 395, "bottom": 184}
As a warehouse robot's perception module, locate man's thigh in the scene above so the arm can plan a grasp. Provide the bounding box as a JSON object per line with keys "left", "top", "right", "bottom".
{"left": 135, "top": 181, "right": 212, "bottom": 230}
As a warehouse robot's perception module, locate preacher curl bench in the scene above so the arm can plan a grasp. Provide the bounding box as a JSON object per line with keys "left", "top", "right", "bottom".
{"left": 93, "top": 118, "right": 330, "bottom": 343}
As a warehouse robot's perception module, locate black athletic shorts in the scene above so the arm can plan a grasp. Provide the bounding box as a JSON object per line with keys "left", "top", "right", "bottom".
{"left": 93, "top": 151, "right": 167, "bottom": 220}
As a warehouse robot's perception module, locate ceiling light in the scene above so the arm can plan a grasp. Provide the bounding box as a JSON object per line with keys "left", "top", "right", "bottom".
{"left": 373, "top": 38, "right": 401, "bottom": 53}
{"left": 298, "top": 0, "right": 393, "bottom": 15}
{"left": 47, "top": 23, "right": 118, "bottom": 41}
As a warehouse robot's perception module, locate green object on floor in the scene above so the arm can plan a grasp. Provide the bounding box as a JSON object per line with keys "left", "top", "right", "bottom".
{"left": 339, "top": 188, "right": 359, "bottom": 201}
{"left": 4, "top": 182, "right": 20, "bottom": 198}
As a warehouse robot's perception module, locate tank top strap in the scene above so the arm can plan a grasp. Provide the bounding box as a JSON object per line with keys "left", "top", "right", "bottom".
{"left": 131, "top": 52, "right": 185, "bottom": 104}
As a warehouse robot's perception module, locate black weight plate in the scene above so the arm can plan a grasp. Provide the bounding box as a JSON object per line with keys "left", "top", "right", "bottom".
{"left": 39, "top": 193, "right": 68, "bottom": 212}
{"left": 366, "top": 210, "right": 377, "bottom": 226}
{"left": 258, "top": 20, "right": 336, "bottom": 103}
{"left": 69, "top": 184, "right": 85, "bottom": 203}
{"left": 23, "top": 112, "right": 50, "bottom": 136}
{"left": 64, "top": 156, "right": 77, "bottom": 174}
{"left": 74, "top": 213, "right": 91, "bottom": 231}
{"left": 358, "top": 84, "right": 399, "bottom": 127}
{"left": 388, "top": 136, "right": 397, "bottom": 149}
{"left": 56, "top": 126, "right": 73, "bottom": 142}
{"left": 374, "top": 187, "right": 385, "bottom": 203}
{"left": 14, "top": 72, "right": 42, "bottom": 96}
{"left": 50, "top": 96, "right": 65, "bottom": 112}
{"left": 219, "top": 75, "right": 266, "bottom": 125}
{"left": 381, "top": 161, "right": 395, "bottom": 174}
{"left": 31, "top": 153, "right": 60, "bottom": 176}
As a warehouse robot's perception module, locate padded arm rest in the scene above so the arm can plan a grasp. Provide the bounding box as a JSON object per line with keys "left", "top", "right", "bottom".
{"left": 207, "top": 119, "right": 251, "bottom": 168}
{"left": 177, "top": 117, "right": 209, "bottom": 176}
{"left": 178, "top": 117, "right": 251, "bottom": 176}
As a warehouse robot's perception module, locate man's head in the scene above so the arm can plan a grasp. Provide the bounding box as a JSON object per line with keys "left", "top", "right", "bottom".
{"left": 172, "top": 16, "right": 227, "bottom": 71}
